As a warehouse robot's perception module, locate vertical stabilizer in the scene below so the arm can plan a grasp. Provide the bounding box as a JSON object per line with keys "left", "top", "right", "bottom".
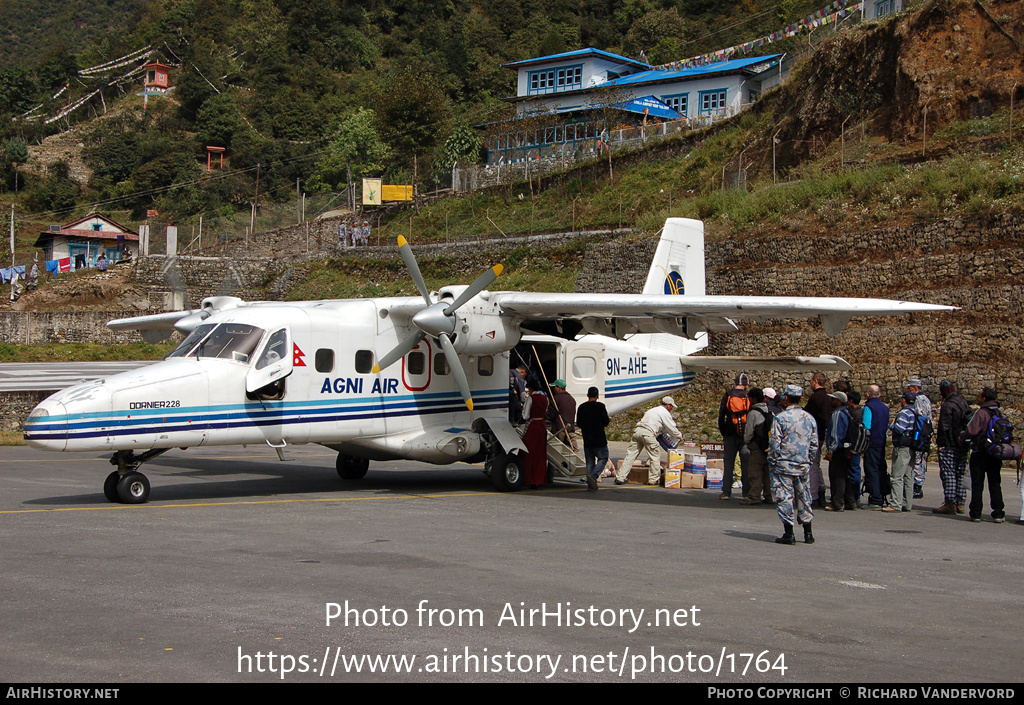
{"left": 632, "top": 218, "right": 709, "bottom": 356}
{"left": 641, "top": 218, "right": 706, "bottom": 297}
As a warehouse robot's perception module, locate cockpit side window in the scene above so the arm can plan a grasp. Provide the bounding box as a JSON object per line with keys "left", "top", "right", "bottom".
{"left": 256, "top": 329, "right": 289, "bottom": 370}
{"left": 166, "top": 323, "right": 217, "bottom": 359}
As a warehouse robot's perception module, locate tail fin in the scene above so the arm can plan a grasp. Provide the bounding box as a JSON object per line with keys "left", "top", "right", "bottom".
{"left": 632, "top": 218, "right": 709, "bottom": 357}
{"left": 641, "top": 218, "right": 706, "bottom": 297}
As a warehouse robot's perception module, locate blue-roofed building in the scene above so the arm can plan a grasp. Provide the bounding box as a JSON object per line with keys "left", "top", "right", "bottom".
{"left": 485, "top": 47, "right": 788, "bottom": 165}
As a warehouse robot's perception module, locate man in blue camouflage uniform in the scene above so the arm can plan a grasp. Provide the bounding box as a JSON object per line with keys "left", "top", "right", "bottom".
{"left": 768, "top": 384, "right": 818, "bottom": 545}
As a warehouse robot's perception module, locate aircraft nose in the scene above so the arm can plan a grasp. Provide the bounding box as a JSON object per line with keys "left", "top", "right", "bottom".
{"left": 23, "top": 401, "right": 69, "bottom": 451}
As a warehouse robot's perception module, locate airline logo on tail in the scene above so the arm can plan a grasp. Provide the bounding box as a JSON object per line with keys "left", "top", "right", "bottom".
{"left": 664, "top": 271, "right": 685, "bottom": 295}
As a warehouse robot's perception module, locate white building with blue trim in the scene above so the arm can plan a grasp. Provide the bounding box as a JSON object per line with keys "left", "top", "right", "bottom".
{"left": 487, "top": 48, "right": 787, "bottom": 165}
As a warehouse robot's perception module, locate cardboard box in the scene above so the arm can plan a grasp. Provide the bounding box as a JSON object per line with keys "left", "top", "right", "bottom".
{"left": 706, "top": 466, "right": 724, "bottom": 490}
{"left": 683, "top": 454, "right": 707, "bottom": 473}
{"left": 679, "top": 472, "right": 705, "bottom": 489}
{"left": 627, "top": 462, "right": 651, "bottom": 485}
{"left": 665, "top": 468, "right": 681, "bottom": 489}
{"left": 705, "top": 458, "right": 725, "bottom": 471}
{"left": 668, "top": 452, "right": 686, "bottom": 470}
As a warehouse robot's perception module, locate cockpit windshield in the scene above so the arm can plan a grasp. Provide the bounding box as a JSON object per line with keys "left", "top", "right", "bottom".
{"left": 165, "top": 323, "right": 265, "bottom": 363}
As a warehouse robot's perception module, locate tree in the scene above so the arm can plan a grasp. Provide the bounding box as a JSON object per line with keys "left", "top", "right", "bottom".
{"left": 6, "top": 138, "right": 28, "bottom": 193}
{"left": 586, "top": 83, "right": 635, "bottom": 183}
{"left": 439, "top": 125, "right": 480, "bottom": 170}
{"left": 371, "top": 64, "right": 451, "bottom": 188}
{"left": 36, "top": 46, "right": 79, "bottom": 92}
{"left": 0, "top": 66, "right": 37, "bottom": 118}
{"left": 622, "top": 8, "right": 696, "bottom": 65}
{"left": 28, "top": 160, "right": 79, "bottom": 213}
{"left": 309, "top": 108, "right": 392, "bottom": 193}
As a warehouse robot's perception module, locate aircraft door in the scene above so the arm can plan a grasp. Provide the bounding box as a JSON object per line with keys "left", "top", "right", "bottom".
{"left": 401, "top": 339, "right": 431, "bottom": 392}
{"left": 565, "top": 341, "right": 606, "bottom": 401}
{"left": 246, "top": 328, "right": 293, "bottom": 394}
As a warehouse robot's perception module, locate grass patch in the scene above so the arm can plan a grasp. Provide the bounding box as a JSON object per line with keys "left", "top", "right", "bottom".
{"left": 0, "top": 432, "right": 26, "bottom": 446}
{"left": 285, "top": 241, "right": 587, "bottom": 300}
{"left": 0, "top": 342, "right": 175, "bottom": 363}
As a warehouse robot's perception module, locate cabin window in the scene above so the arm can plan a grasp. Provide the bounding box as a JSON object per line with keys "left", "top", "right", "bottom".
{"left": 407, "top": 351, "right": 426, "bottom": 375}
{"left": 355, "top": 350, "right": 374, "bottom": 373}
{"left": 477, "top": 355, "right": 494, "bottom": 376}
{"left": 572, "top": 356, "right": 597, "bottom": 380}
{"left": 434, "top": 353, "right": 450, "bottom": 375}
{"left": 315, "top": 348, "right": 334, "bottom": 373}
{"left": 255, "top": 329, "right": 288, "bottom": 369}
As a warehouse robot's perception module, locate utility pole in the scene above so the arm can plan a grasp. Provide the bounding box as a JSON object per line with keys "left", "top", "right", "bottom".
{"left": 1011, "top": 82, "right": 1018, "bottom": 143}
{"left": 922, "top": 105, "right": 928, "bottom": 157}
{"left": 772, "top": 130, "right": 781, "bottom": 184}
{"left": 297, "top": 177, "right": 301, "bottom": 224}
{"left": 346, "top": 160, "right": 353, "bottom": 212}
{"left": 10, "top": 205, "right": 16, "bottom": 301}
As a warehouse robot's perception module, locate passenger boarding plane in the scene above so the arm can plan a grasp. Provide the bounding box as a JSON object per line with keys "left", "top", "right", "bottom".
{"left": 23, "top": 219, "right": 952, "bottom": 503}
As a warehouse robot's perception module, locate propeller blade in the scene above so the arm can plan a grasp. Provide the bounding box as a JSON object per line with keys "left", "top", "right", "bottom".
{"left": 372, "top": 330, "right": 426, "bottom": 374}
{"left": 438, "top": 333, "right": 473, "bottom": 411}
{"left": 397, "top": 236, "right": 432, "bottom": 308}
{"left": 443, "top": 264, "right": 504, "bottom": 315}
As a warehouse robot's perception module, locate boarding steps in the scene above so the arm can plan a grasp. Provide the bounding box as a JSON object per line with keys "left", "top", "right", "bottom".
{"left": 513, "top": 425, "right": 588, "bottom": 479}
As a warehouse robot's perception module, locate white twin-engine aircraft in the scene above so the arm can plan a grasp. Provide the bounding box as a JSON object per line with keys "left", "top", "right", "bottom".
{"left": 24, "top": 218, "right": 951, "bottom": 503}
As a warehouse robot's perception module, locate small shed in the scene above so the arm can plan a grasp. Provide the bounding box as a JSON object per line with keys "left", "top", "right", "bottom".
{"left": 144, "top": 63, "right": 172, "bottom": 92}
{"left": 34, "top": 213, "right": 140, "bottom": 269}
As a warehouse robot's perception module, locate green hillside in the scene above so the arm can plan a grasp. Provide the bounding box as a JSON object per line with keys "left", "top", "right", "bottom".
{"left": 0, "top": 0, "right": 830, "bottom": 226}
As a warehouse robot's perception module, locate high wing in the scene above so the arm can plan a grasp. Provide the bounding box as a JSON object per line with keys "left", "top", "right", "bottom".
{"left": 489, "top": 292, "right": 953, "bottom": 338}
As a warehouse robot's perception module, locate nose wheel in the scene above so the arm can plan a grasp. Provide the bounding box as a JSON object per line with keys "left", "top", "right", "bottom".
{"left": 104, "top": 449, "right": 167, "bottom": 503}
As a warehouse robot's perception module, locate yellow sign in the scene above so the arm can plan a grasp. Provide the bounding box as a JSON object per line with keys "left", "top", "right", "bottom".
{"left": 362, "top": 178, "right": 382, "bottom": 206}
{"left": 382, "top": 185, "right": 414, "bottom": 202}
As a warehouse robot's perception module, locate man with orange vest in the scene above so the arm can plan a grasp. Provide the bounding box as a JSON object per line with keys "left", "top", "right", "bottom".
{"left": 717, "top": 373, "right": 751, "bottom": 500}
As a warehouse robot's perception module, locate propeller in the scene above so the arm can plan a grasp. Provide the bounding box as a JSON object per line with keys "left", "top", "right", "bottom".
{"left": 373, "top": 237, "right": 503, "bottom": 411}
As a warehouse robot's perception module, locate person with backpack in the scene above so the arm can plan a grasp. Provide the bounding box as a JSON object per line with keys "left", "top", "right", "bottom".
{"left": 841, "top": 391, "right": 868, "bottom": 508}
{"left": 884, "top": 392, "right": 921, "bottom": 512}
{"left": 905, "top": 379, "right": 932, "bottom": 498}
{"left": 934, "top": 380, "right": 971, "bottom": 515}
{"left": 717, "top": 373, "right": 751, "bottom": 500}
{"left": 963, "top": 388, "right": 1007, "bottom": 523}
{"left": 741, "top": 387, "right": 773, "bottom": 505}
{"left": 825, "top": 391, "right": 864, "bottom": 511}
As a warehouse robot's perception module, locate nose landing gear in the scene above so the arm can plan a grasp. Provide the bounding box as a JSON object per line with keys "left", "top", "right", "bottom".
{"left": 104, "top": 449, "right": 169, "bottom": 504}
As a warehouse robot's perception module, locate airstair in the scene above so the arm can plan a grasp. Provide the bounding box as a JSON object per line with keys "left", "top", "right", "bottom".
{"left": 513, "top": 425, "right": 588, "bottom": 479}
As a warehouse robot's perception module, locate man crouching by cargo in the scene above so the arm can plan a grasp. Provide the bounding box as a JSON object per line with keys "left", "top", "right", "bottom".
{"left": 768, "top": 384, "right": 818, "bottom": 545}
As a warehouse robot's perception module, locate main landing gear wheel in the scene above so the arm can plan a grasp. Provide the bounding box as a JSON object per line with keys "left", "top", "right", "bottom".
{"left": 116, "top": 472, "right": 151, "bottom": 504}
{"left": 336, "top": 454, "right": 369, "bottom": 480}
{"left": 490, "top": 454, "right": 525, "bottom": 492}
{"left": 103, "top": 471, "right": 120, "bottom": 503}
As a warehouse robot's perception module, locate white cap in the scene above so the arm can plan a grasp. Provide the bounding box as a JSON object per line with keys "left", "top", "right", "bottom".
{"left": 662, "top": 396, "right": 676, "bottom": 408}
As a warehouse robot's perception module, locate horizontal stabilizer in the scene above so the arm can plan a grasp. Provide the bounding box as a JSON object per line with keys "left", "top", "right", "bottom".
{"left": 682, "top": 355, "right": 852, "bottom": 372}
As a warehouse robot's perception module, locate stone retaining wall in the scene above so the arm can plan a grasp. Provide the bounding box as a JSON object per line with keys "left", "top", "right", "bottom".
{"left": 0, "top": 311, "right": 149, "bottom": 345}
{"left": 0, "top": 391, "right": 47, "bottom": 433}
{"left": 577, "top": 215, "right": 1024, "bottom": 405}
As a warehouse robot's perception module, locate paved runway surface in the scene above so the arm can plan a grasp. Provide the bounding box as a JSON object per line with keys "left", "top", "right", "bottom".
{"left": 1, "top": 443, "right": 1020, "bottom": 683}
{"left": 0, "top": 361, "right": 152, "bottom": 392}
